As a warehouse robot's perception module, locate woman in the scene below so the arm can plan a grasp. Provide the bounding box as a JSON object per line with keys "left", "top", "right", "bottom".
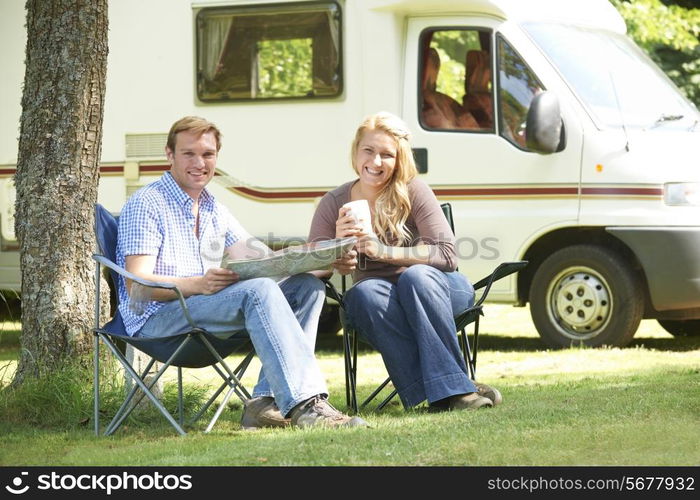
{"left": 308, "top": 111, "right": 500, "bottom": 411}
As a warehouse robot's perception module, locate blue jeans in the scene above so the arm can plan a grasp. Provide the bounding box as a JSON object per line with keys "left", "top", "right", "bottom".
{"left": 138, "top": 273, "right": 327, "bottom": 416}
{"left": 344, "top": 265, "right": 476, "bottom": 409}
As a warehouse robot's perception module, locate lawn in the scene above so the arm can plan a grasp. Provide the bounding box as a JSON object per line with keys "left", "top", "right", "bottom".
{"left": 0, "top": 305, "right": 698, "bottom": 466}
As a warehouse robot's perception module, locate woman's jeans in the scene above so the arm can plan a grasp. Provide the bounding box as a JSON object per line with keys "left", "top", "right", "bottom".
{"left": 344, "top": 265, "right": 476, "bottom": 408}
{"left": 137, "top": 273, "right": 327, "bottom": 417}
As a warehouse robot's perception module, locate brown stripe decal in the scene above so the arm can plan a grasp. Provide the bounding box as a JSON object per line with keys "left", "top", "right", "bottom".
{"left": 139, "top": 165, "right": 169, "bottom": 173}
{"left": 0, "top": 162, "right": 665, "bottom": 201}
{"left": 100, "top": 166, "right": 123, "bottom": 173}
{"left": 232, "top": 186, "right": 329, "bottom": 199}
{"left": 433, "top": 186, "right": 578, "bottom": 196}
{"left": 581, "top": 187, "right": 663, "bottom": 196}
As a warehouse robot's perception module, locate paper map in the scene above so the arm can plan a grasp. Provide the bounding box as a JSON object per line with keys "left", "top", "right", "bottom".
{"left": 220, "top": 237, "right": 357, "bottom": 280}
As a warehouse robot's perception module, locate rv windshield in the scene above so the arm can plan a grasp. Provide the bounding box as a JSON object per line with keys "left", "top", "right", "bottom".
{"left": 523, "top": 23, "right": 699, "bottom": 130}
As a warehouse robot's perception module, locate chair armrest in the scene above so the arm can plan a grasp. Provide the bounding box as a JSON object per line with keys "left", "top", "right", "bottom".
{"left": 93, "top": 253, "right": 198, "bottom": 329}
{"left": 472, "top": 260, "right": 528, "bottom": 307}
{"left": 93, "top": 254, "right": 176, "bottom": 290}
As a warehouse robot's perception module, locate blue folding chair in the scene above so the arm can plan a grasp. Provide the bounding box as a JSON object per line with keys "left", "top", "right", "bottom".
{"left": 326, "top": 202, "right": 528, "bottom": 412}
{"left": 92, "top": 204, "right": 254, "bottom": 435}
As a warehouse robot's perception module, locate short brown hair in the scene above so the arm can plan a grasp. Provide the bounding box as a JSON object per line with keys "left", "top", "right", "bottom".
{"left": 166, "top": 116, "right": 223, "bottom": 153}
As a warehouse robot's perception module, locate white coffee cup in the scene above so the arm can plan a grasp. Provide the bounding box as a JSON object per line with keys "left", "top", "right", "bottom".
{"left": 343, "top": 199, "right": 375, "bottom": 235}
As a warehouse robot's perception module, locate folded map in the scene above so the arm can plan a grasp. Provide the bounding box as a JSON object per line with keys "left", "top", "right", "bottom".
{"left": 220, "top": 237, "right": 357, "bottom": 280}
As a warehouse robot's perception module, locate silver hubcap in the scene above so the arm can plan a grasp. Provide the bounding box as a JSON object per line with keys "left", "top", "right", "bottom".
{"left": 546, "top": 266, "right": 612, "bottom": 340}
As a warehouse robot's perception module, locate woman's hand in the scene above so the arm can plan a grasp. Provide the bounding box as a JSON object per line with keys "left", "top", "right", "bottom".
{"left": 355, "top": 234, "right": 385, "bottom": 260}
{"left": 335, "top": 206, "right": 363, "bottom": 239}
{"left": 332, "top": 248, "right": 358, "bottom": 275}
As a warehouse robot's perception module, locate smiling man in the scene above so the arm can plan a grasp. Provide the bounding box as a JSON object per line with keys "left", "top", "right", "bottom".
{"left": 115, "top": 116, "right": 366, "bottom": 429}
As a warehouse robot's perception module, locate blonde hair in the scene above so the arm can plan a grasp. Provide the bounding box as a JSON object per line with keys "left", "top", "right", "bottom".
{"left": 351, "top": 112, "right": 418, "bottom": 245}
{"left": 166, "top": 116, "right": 223, "bottom": 153}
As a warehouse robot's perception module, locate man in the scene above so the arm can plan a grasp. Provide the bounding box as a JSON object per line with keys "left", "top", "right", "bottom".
{"left": 116, "top": 116, "right": 366, "bottom": 429}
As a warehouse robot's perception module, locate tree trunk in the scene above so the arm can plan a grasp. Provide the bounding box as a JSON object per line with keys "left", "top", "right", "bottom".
{"left": 13, "top": 0, "right": 108, "bottom": 383}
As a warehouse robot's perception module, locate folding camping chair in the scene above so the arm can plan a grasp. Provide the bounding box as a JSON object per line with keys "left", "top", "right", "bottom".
{"left": 92, "top": 204, "right": 255, "bottom": 436}
{"left": 325, "top": 202, "right": 527, "bottom": 413}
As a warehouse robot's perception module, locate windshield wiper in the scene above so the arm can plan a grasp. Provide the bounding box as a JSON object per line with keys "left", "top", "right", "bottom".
{"left": 649, "top": 113, "right": 684, "bottom": 129}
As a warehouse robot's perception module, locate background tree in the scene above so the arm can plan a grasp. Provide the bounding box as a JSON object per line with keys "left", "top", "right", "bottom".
{"left": 13, "top": 0, "right": 108, "bottom": 383}
{"left": 612, "top": 0, "right": 700, "bottom": 106}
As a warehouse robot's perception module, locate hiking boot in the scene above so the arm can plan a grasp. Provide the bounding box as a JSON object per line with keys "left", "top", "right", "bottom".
{"left": 290, "top": 395, "right": 369, "bottom": 428}
{"left": 241, "top": 396, "right": 290, "bottom": 430}
{"left": 475, "top": 382, "right": 503, "bottom": 406}
{"left": 448, "top": 392, "right": 493, "bottom": 411}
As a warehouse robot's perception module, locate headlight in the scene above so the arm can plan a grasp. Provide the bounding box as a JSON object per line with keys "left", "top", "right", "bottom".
{"left": 664, "top": 182, "right": 700, "bottom": 206}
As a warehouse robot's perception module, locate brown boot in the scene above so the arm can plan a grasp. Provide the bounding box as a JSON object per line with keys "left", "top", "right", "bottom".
{"left": 241, "top": 396, "right": 291, "bottom": 430}
{"left": 290, "top": 395, "right": 369, "bottom": 428}
{"left": 448, "top": 392, "right": 493, "bottom": 411}
{"left": 475, "top": 382, "right": 503, "bottom": 406}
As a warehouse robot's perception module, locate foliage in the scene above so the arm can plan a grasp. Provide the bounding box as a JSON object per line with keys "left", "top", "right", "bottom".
{"left": 431, "top": 30, "right": 482, "bottom": 101}
{"left": 611, "top": 0, "right": 700, "bottom": 106}
{"left": 257, "top": 38, "right": 313, "bottom": 98}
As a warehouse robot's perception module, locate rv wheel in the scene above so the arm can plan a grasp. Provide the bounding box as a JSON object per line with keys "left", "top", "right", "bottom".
{"left": 529, "top": 245, "right": 643, "bottom": 348}
{"left": 657, "top": 319, "right": 700, "bottom": 337}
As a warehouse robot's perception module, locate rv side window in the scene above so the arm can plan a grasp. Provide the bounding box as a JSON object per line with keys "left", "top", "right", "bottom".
{"left": 196, "top": 2, "right": 342, "bottom": 102}
{"left": 418, "top": 28, "right": 494, "bottom": 132}
{"left": 496, "top": 35, "right": 544, "bottom": 149}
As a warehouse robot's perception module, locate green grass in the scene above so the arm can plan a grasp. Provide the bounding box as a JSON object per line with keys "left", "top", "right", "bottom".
{"left": 0, "top": 306, "right": 698, "bottom": 466}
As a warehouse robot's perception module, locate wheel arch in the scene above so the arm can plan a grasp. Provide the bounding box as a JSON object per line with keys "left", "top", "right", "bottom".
{"left": 518, "top": 226, "right": 652, "bottom": 314}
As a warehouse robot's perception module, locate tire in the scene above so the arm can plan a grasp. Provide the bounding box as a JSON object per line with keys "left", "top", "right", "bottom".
{"left": 529, "top": 245, "right": 643, "bottom": 348}
{"left": 657, "top": 319, "right": 700, "bottom": 337}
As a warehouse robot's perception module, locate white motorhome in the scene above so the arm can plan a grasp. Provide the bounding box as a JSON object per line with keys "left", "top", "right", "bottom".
{"left": 2, "top": 0, "right": 699, "bottom": 347}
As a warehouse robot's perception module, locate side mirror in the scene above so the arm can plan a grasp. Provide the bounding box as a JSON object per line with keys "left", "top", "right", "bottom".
{"left": 526, "top": 91, "right": 566, "bottom": 154}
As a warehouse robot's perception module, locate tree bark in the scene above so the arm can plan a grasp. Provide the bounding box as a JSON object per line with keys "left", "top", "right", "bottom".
{"left": 13, "top": 0, "right": 108, "bottom": 382}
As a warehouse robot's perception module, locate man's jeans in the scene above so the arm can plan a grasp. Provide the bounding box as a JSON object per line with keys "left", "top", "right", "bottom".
{"left": 138, "top": 273, "right": 327, "bottom": 416}
{"left": 344, "top": 265, "right": 476, "bottom": 408}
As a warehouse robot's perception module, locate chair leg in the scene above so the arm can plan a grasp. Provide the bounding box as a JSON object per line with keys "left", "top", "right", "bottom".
{"left": 194, "top": 346, "right": 256, "bottom": 424}
{"left": 105, "top": 356, "right": 158, "bottom": 435}
{"left": 93, "top": 262, "right": 102, "bottom": 437}
{"left": 460, "top": 327, "right": 474, "bottom": 380}
{"left": 93, "top": 332, "right": 100, "bottom": 436}
{"left": 199, "top": 349, "right": 256, "bottom": 431}
{"left": 360, "top": 377, "right": 392, "bottom": 410}
{"left": 343, "top": 326, "right": 351, "bottom": 407}
{"left": 376, "top": 389, "right": 398, "bottom": 411}
{"left": 351, "top": 327, "right": 359, "bottom": 412}
{"left": 343, "top": 324, "right": 358, "bottom": 412}
{"left": 204, "top": 382, "right": 239, "bottom": 433}
{"left": 472, "top": 317, "right": 480, "bottom": 380}
{"left": 100, "top": 333, "right": 187, "bottom": 436}
{"left": 200, "top": 335, "right": 250, "bottom": 401}
{"left": 233, "top": 349, "right": 255, "bottom": 389}
{"left": 178, "top": 367, "right": 184, "bottom": 427}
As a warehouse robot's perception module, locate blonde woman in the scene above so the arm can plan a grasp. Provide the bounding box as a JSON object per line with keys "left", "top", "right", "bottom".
{"left": 309, "top": 111, "right": 500, "bottom": 411}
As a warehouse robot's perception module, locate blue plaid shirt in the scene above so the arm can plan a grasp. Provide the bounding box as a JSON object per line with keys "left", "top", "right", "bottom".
{"left": 116, "top": 172, "right": 242, "bottom": 335}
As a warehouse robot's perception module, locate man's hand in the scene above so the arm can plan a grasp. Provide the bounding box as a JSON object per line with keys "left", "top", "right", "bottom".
{"left": 332, "top": 249, "right": 358, "bottom": 275}
{"left": 196, "top": 268, "right": 240, "bottom": 295}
